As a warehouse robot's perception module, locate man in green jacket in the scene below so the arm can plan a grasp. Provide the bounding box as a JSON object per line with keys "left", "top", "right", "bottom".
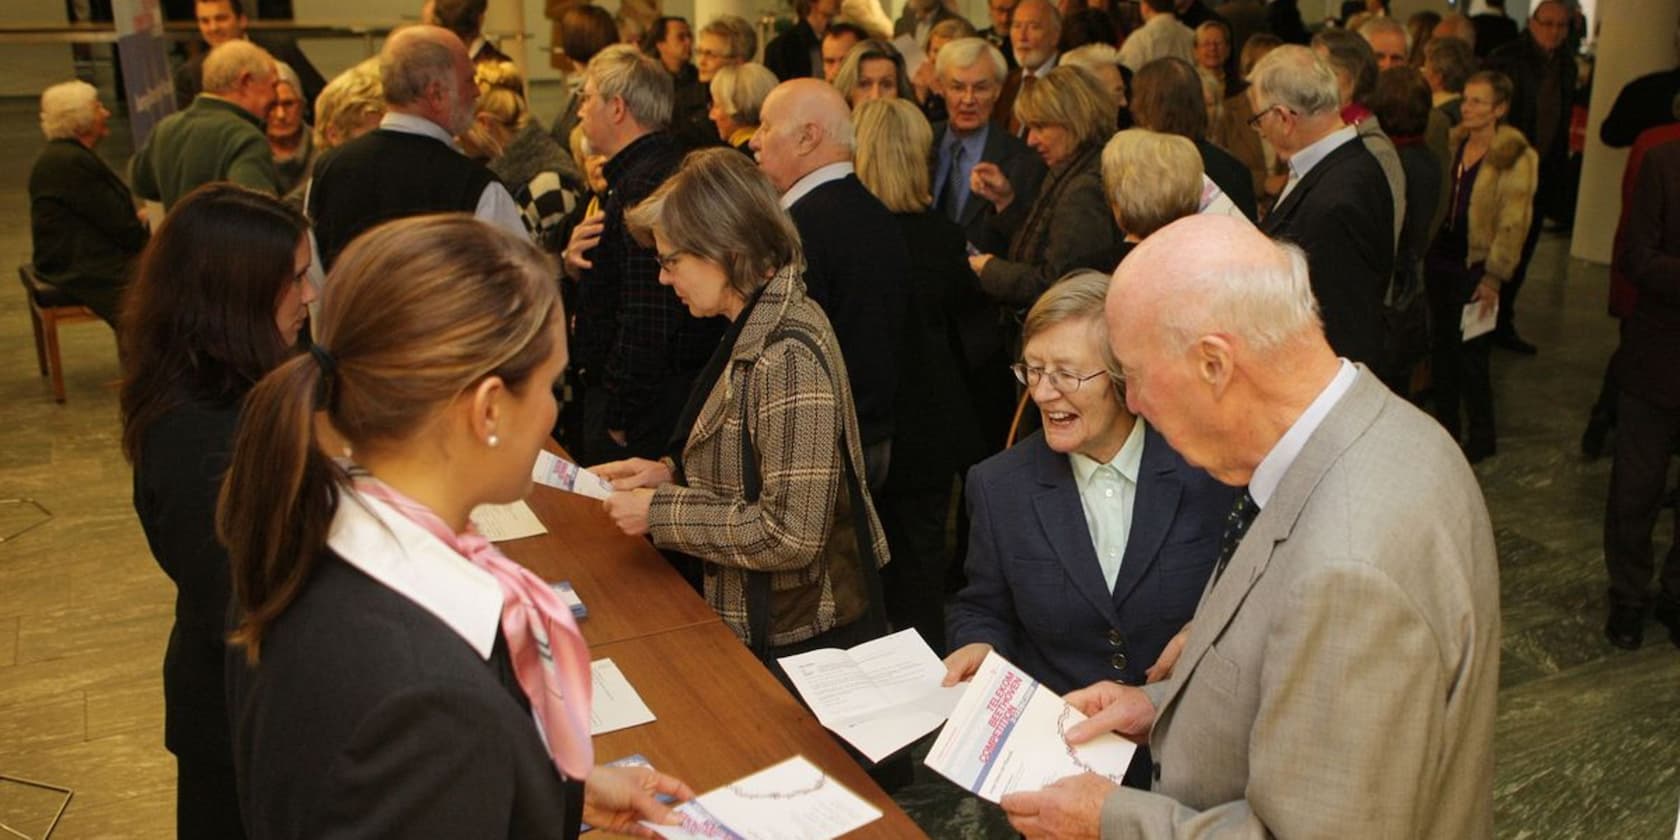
{"left": 134, "top": 39, "right": 281, "bottom": 208}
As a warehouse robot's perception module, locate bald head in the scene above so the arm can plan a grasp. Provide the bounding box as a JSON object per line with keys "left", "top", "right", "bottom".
{"left": 1107, "top": 215, "right": 1333, "bottom": 485}
{"left": 380, "top": 24, "right": 476, "bottom": 133}
{"left": 751, "top": 78, "right": 855, "bottom": 193}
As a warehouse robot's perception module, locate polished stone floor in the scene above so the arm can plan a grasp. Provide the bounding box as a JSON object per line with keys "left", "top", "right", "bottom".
{"left": 1, "top": 88, "right": 1677, "bottom": 837}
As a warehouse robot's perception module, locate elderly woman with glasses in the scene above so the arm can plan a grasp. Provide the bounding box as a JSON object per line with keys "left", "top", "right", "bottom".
{"left": 942, "top": 270, "right": 1237, "bottom": 788}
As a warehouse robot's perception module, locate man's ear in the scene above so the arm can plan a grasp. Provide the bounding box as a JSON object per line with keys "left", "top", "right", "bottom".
{"left": 1194, "top": 334, "right": 1235, "bottom": 400}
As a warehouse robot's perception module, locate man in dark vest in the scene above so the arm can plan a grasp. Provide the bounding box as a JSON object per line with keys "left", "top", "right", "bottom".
{"left": 309, "top": 24, "right": 526, "bottom": 269}
{"left": 561, "top": 45, "right": 723, "bottom": 464}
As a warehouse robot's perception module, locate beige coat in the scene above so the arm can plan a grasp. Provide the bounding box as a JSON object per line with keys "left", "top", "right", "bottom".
{"left": 1461, "top": 123, "right": 1539, "bottom": 285}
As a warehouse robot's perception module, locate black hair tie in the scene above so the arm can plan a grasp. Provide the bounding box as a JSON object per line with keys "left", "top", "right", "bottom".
{"left": 308, "top": 343, "right": 338, "bottom": 410}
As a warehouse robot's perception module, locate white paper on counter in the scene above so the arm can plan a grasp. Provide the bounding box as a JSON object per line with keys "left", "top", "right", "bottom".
{"left": 589, "top": 658, "right": 656, "bottom": 735}
{"left": 469, "top": 500, "right": 547, "bottom": 542}
{"left": 777, "top": 628, "right": 965, "bottom": 762}
{"left": 646, "top": 756, "right": 881, "bottom": 840}
{"left": 924, "top": 651, "right": 1136, "bottom": 803}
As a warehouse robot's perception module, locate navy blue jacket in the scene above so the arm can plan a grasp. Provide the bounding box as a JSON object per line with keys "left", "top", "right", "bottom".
{"left": 949, "top": 425, "right": 1238, "bottom": 693}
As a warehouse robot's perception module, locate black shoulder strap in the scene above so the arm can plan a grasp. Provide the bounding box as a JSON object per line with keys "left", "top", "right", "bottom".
{"left": 743, "top": 324, "right": 886, "bottom": 660}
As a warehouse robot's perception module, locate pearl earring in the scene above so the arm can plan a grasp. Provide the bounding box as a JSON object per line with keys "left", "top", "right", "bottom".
{"left": 487, "top": 434, "right": 500, "bottom": 448}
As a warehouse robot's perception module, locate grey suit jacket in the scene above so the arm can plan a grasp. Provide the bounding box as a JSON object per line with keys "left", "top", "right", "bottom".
{"left": 1099, "top": 368, "right": 1500, "bottom": 839}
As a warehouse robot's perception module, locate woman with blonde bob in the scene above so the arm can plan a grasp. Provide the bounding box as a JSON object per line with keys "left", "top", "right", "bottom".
{"left": 708, "top": 62, "right": 778, "bottom": 153}
{"left": 599, "top": 149, "right": 889, "bottom": 663}
{"left": 968, "top": 64, "right": 1123, "bottom": 308}
{"left": 852, "top": 98, "right": 982, "bottom": 653}
{"left": 218, "top": 215, "right": 692, "bottom": 838}
{"left": 1096, "top": 127, "right": 1207, "bottom": 268}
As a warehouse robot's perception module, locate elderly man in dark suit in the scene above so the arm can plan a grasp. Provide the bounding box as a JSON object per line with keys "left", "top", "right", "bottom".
{"left": 28, "top": 80, "right": 148, "bottom": 327}
{"left": 753, "top": 78, "right": 909, "bottom": 488}
{"left": 1002, "top": 213, "right": 1500, "bottom": 840}
{"left": 996, "top": 0, "right": 1062, "bottom": 137}
{"left": 1604, "top": 138, "right": 1680, "bottom": 651}
{"left": 1250, "top": 45, "right": 1394, "bottom": 376}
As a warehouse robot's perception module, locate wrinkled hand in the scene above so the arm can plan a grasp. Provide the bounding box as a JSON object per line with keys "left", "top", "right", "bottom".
{"left": 1062, "top": 681, "right": 1155, "bottom": 745}
{"left": 593, "top": 457, "right": 674, "bottom": 490}
{"left": 582, "top": 764, "right": 695, "bottom": 838}
{"left": 603, "top": 488, "right": 655, "bottom": 536}
{"left": 970, "top": 161, "right": 1015, "bottom": 213}
{"left": 968, "top": 253, "right": 995, "bottom": 275}
{"left": 1000, "top": 772, "right": 1115, "bottom": 840}
{"left": 563, "top": 212, "right": 605, "bottom": 280}
{"left": 941, "top": 642, "right": 993, "bottom": 686}
{"left": 1470, "top": 280, "right": 1498, "bottom": 318}
{"left": 1145, "top": 627, "right": 1188, "bottom": 683}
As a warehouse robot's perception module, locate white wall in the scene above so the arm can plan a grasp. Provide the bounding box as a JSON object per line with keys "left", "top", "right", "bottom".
{"left": 1, "top": 0, "right": 84, "bottom": 96}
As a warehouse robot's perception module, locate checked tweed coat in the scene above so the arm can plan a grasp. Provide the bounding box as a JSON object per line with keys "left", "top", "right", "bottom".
{"left": 648, "top": 267, "right": 890, "bottom": 648}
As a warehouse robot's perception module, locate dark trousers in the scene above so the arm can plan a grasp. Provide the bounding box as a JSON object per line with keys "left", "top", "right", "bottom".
{"left": 878, "top": 479, "right": 954, "bottom": 654}
{"left": 177, "top": 755, "right": 246, "bottom": 840}
{"left": 577, "top": 372, "right": 695, "bottom": 465}
{"left": 1604, "top": 390, "right": 1680, "bottom": 611}
{"left": 1497, "top": 152, "right": 1565, "bottom": 337}
{"left": 1426, "top": 268, "right": 1495, "bottom": 446}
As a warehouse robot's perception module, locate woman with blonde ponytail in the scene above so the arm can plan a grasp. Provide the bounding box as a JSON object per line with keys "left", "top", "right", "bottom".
{"left": 218, "top": 214, "right": 692, "bottom": 838}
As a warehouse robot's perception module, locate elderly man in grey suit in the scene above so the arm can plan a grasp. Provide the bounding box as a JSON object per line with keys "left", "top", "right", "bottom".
{"left": 1000, "top": 214, "right": 1500, "bottom": 838}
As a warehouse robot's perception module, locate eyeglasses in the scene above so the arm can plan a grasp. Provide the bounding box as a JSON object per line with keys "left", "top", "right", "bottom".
{"left": 1247, "top": 104, "right": 1287, "bottom": 129}
{"left": 655, "top": 250, "right": 689, "bottom": 271}
{"left": 1010, "top": 364, "right": 1111, "bottom": 393}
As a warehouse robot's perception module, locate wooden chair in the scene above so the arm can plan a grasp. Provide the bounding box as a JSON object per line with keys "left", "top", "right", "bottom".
{"left": 18, "top": 264, "right": 101, "bottom": 403}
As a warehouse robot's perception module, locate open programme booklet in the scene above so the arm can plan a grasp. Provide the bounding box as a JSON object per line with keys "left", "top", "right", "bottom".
{"left": 924, "top": 651, "right": 1137, "bottom": 802}
{"left": 644, "top": 756, "right": 881, "bottom": 840}
{"left": 776, "top": 629, "right": 966, "bottom": 762}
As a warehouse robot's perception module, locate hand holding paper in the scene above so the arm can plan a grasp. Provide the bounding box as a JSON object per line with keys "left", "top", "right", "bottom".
{"left": 777, "top": 629, "right": 965, "bottom": 762}
{"left": 533, "top": 450, "right": 616, "bottom": 499}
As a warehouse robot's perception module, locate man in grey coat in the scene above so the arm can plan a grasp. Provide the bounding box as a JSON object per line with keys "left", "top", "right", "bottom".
{"left": 999, "top": 214, "right": 1500, "bottom": 839}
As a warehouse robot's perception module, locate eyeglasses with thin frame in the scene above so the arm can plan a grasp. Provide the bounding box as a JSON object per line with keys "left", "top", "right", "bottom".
{"left": 655, "top": 250, "right": 688, "bottom": 271}
{"left": 1247, "top": 103, "right": 1287, "bottom": 129}
{"left": 1010, "top": 363, "right": 1111, "bottom": 393}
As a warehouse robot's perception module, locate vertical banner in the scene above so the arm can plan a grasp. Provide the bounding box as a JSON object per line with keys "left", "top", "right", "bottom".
{"left": 112, "top": 0, "right": 175, "bottom": 150}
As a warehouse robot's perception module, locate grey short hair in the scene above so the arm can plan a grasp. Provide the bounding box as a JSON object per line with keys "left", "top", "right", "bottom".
{"left": 203, "top": 40, "right": 275, "bottom": 94}
{"left": 1023, "top": 271, "right": 1124, "bottom": 387}
{"left": 381, "top": 27, "right": 458, "bottom": 106}
{"left": 935, "top": 37, "right": 1007, "bottom": 84}
{"left": 710, "top": 62, "right": 778, "bottom": 126}
{"left": 701, "top": 14, "right": 757, "bottom": 60}
{"left": 1246, "top": 44, "right": 1340, "bottom": 118}
{"left": 1424, "top": 36, "right": 1474, "bottom": 93}
{"left": 588, "top": 44, "right": 673, "bottom": 130}
{"left": 1159, "top": 239, "right": 1321, "bottom": 355}
{"left": 39, "top": 80, "right": 101, "bottom": 140}
{"left": 274, "top": 60, "right": 302, "bottom": 97}
{"left": 1101, "top": 128, "right": 1202, "bottom": 238}
{"left": 1358, "top": 15, "right": 1409, "bottom": 49}
{"left": 1062, "top": 42, "right": 1123, "bottom": 74}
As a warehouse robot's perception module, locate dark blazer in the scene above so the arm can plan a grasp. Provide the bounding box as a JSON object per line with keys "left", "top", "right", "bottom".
{"left": 977, "top": 141, "right": 1122, "bottom": 308}
{"left": 1615, "top": 140, "right": 1680, "bottom": 410}
{"left": 932, "top": 121, "right": 1049, "bottom": 249}
{"left": 1599, "top": 67, "right": 1680, "bottom": 149}
{"left": 1486, "top": 31, "right": 1577, "bottom": 162}
{"left": 27, "top": 138, "right": 148, "bottom": 325}
{"left": 889, "top": 211, "right": 987, "bottom": 485}
{"left": 788, "top": 174, "right": 911, "bottom": 447}
{"left": 893, "top": 3, "right": 960, "bottom": 39}
{"left": 1262, "top": 136, "right": 1395, "bottom": 370}
{"left": 1470, "top": 12, "right": 1519, "bottom": 57}
{"left": 1197, "top": 137, "right": 1257, "bottom": 222}
{"left": 228, "top": 556, "right": 581, "bottom": 839}
{"left": 133, "top": 398, "right": 240, "bottom": 766}
{"left": 949, "top": 425, "right": 1238, "bottom": 694}
{"left": 764, "top": 17, "right": 821, "bottom": 81}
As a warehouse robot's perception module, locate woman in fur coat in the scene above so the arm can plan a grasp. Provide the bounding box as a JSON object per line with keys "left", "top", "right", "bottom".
{"left": 1425, "top": 68, "right": 1538, "bottom": 463}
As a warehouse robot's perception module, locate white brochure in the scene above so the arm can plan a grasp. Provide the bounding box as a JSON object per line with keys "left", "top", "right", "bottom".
{"left": 532, "top": 450, "right": 616, "bottom": 500}
{"left": 924, "top": 651, "right": 1137, "bottom": 803}
{"left": 777, "top": 628, "right": 966, "bottom": 762}
{"left": 468, "top": 500, "right": 547, "bottom": 542}
{"left": 645, "top": 755, "right": 881, "bottom": 840}
{"left": 589, "top": 658, "right": 656, "bottom": 736}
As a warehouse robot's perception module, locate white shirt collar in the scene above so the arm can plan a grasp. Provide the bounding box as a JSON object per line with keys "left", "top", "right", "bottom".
{"left": 326, "top": 489, "right": 505, "bottom": 659}
{"left": 1248, "top": 359, "right": 1357, "bottom": 509}
{"left": 1026, "top": 52, "right": 1059, "bottom": 78}
{"left": 779, "top": 160, "right": 855, "bottom": 208}
{"left": 379, "top": 111, "right": 461, "bottom": 151}
{"left": 1070, "top": 416, "right": 1146, "bottom": 486}
{"left": 1286, "top": 123, "right": 1357, "bottom": 183}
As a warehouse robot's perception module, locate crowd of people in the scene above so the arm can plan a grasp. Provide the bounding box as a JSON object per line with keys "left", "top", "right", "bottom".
{"left": 21, "top": 0, "right": 1680, "bottom": 837}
